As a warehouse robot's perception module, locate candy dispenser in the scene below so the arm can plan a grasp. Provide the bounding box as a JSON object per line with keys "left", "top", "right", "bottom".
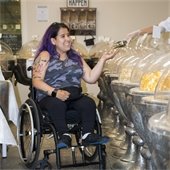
{"left": 127, "top": 50, "right": 170, "bottom": 169}
{"left": 142, "top": 67, "right": 170, "bottom": 147}
{"left": 128, "top": 51, "right": 170, "bottom": 143}
{"left": 89, "top": 40, "right": 111, "bottom": 68}
{"left": 154, "top": 67, "right": 170, "bottom": 100}
{"left": 72, "top": 39, "right": 89, "bottom": 59}
{"left": 15, "top": 35, "right": 39, "bottom": 84}
{"left": 148, "top": 99, "right": 170, "bottom": 169}
{"left": 0, "top": 41, "right": 15, "bottom": 80}
{"left": 110, "top": 35, "right": 152, "bottom": 169}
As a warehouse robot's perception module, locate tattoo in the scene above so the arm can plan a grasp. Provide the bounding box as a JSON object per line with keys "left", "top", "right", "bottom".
{"left": 34, "top": 57, "right": 49, "bottom": 72}
{"left": 32, "top": 75, "right": 42, "bottom": 79}
{"left": 41, "top": 59, "right": 48, "bottom": 62}
{"left": 33, "top": 56, "right": 49, "bottom": 79}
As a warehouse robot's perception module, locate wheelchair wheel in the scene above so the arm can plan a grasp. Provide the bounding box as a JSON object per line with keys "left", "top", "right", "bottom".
{"left": 17, "top": 98, "right": 41, "bottom": 168}
{"left": 75, "top": 131, "right": 97, "bottom": 162}
{"left": 75, "top": 119, "right": 102, "bottom": 162}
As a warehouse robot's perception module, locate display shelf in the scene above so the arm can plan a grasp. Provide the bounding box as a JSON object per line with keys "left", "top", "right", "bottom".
{"left": 60, "top": 7, "right": 96, "bottom": 35}
{"left": 0, "top": 0, "right": 22, "bottom": 54}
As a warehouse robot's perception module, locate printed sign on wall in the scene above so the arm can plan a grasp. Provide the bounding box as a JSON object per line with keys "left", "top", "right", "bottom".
{"left": 67, "top": 0, "right": 89, "bottom": 8}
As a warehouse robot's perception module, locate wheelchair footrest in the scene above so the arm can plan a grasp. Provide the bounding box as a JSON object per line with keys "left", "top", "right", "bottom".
{"left": 57, "top": 143, "right": 105, "bottom": 151}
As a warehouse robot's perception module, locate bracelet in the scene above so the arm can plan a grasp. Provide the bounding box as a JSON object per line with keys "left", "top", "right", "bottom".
{"left": 51, "top": 89, "right": 58, "bottom": 97}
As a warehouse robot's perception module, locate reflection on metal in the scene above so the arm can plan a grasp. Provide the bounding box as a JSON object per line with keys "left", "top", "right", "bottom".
{"left": 0, "top": 81, "right": 9, "bottom": 119}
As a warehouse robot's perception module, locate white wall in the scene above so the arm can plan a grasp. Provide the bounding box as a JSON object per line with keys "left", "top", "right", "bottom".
{"left": 21, "top": 0, "right": 169, "bottom": 43}
{"left": 17, "top": 0, "right": 170, "bottom": 105}
{"left": 169, "top": 0, "right": 170, "bottom": 15}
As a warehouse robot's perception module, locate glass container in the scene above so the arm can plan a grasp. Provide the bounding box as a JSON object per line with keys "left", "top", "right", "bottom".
{"left": 105, "top": 47, "right": 128, "bottom": 75}
{"left": 118, "top": 49, "right": 140, "bottom": 82}
{"left": 72, "top": 39, "right": 89, "bottom": 59}
{"left": 0, "top": 41, "right": 15, "bottom": 79}
{"left": 154, "top": 67, "right": 170, "bottom": 100}
{"left": 148, "top": 99, "right": 170, "bottom": 169}
{"left": 88, "top": 40, "right": 111, "bottom": 68}
{"left": 139, "top": 51, "right": 170, "bottom": 92}
{"left": 126, "top": 51, "right": 170, "bottom": 155}
{"left": 18, "top": 35, "right": 39, "bottom": 59}
{"left": 17, "top": 35, "right": 40, "bottom": 78}
{"left": 89, "top": 41, "right": 109, "bottom": 58}
{"left": 142, "top": 67, "right": 170, "bottom": 115}
{"left": 130, "top": 50, "right": 159, "bottom": 84}
{"left": 148, "top": 99, "right": 170, "bottom": 137}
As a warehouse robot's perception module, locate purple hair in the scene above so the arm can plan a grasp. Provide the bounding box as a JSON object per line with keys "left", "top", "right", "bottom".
{"left": 35, "top": 22, "right": 82, "bottom": 66}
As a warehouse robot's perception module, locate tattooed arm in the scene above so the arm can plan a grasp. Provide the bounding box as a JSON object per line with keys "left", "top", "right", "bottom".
{"left": 32, "top": 51, "right": 55, "bottom": 95}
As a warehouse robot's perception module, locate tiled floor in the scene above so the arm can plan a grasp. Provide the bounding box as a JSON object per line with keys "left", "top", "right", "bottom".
{"left": 0, "top": 122, "right": 119, "bottom": 170}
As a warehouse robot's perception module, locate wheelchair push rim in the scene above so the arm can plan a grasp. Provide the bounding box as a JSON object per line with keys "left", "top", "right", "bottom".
{"left": 75, "top": 113, "right": 103, "bottom": 162}
{"left": 17, "top": 98, "right": 41, "bottom": 168}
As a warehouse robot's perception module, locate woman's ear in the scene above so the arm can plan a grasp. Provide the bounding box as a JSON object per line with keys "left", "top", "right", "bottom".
{"left": 51, "top": 38, "right": 56, "bottom": 45}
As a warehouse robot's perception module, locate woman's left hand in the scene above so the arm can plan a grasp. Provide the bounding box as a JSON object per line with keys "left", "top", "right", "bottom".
{"left": 101, "top": 49, "right": 119, "bottom": 61}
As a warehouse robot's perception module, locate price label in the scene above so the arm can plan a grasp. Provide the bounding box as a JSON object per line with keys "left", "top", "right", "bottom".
{"left": 152, "top": 25, "right": 161, "bottom": 39}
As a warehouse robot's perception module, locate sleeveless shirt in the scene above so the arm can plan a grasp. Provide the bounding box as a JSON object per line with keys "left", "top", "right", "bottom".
{"left": 36, "top": 55, "right": 83, "bottom": 101}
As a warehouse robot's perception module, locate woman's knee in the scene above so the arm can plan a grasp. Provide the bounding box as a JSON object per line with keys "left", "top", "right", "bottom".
{"left": 77, "top": 95, "right": 96, "bottom": 110}
{"left": 85, "top": 95, "right": 96, "bottom": 104}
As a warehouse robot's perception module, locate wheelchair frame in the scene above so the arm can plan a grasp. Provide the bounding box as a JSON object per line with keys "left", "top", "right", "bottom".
{"left": 14, "top": 63, "right": 107, "bottom": 169}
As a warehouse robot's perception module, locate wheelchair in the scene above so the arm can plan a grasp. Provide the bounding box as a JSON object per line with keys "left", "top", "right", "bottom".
{"left": 13, "top": 62, "right": 107, "bottom": 169}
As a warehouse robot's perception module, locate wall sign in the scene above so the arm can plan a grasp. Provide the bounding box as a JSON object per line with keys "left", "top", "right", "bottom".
{"left": 36, "top": 5, "right": 48, "bottom": 22}
{"left": 67, "top": 0, "right": 89, "bottom": 8}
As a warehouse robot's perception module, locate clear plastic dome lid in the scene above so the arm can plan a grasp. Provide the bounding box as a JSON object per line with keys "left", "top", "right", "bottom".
{"left": 140, "top": 33, "right": 153, "bottom": 48}
{"left": 117, "top": 35, "right": 154, "bottom": 83}
{"left": 0, "top": 41, "right": 15, "bottom": 71}
{"left": 90, "top": 41, "right": 111, "bottom": 59}
{"left": 0, "top": 41, "right": 13, "bottom": 60}
{"left": 142, "top": 95, "right": 168, "bottom": 106}
{"left": 105, "top": 47, "right": 128, "bottom": 74}
{"left": 139, "top": 51, "right": 170, "bottom": 92}
{"left": 127, "top": 33, "right": 152, "bottom": 50}
{"left": 72, "top": 39, "right": 89, "bottom": 59}
{"left": 148, "top": 99, "right": 170, "bottom": 137}
{"left": 89, "top": 41, "right": 109, "bottom": 58}
{"left": 18, "top": 35, "right": 40, "bottom": 59}
{"left": 126, "top": 33, "right": 140, "bottom": 48}
{"left": 130, "top": 51, "right": 158, "bottom": 84}
{"left": 118, "top": 48, "right": 141, "bottom": 82}
{"left": 154, "top": 68, "right": 170, "bottom": 100}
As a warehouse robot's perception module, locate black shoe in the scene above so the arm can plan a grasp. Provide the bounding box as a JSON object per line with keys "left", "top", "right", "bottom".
{"left": 57, "top": 135, "right": 71, "bottom": 149}
{"left": 82, "top": 133, "right": 111, "bottom": 146}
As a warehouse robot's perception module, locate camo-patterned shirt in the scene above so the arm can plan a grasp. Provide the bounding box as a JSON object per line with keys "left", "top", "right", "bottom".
{"left": 36, "top": 55, "right": 83, "bottom": 101}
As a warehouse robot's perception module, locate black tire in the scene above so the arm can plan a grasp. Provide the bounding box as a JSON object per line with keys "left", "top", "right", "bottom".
{"left": 75, "top": 131, "right": 98, "bottom": 162}
{"left": 75, "top": 112, "right": 107, "bottom": 169}
{"left": 75, "top": 119, "right": 102, "bottom": 162}
{"left": 17, "top": 98, "right": 41, "bottom": 168}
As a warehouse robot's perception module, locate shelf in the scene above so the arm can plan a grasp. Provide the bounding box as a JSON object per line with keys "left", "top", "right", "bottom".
{"left": 60, "top": 8, "right": 96, "bottom": 36}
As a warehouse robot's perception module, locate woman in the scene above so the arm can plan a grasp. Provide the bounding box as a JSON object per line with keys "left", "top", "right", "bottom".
{"left": 32, "top": 22, "right": 119, "bottom": 148}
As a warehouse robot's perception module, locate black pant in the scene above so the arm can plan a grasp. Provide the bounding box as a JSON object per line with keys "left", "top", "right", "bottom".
{"left": 39, "top": 95, "right": 96, "bottom": 137}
